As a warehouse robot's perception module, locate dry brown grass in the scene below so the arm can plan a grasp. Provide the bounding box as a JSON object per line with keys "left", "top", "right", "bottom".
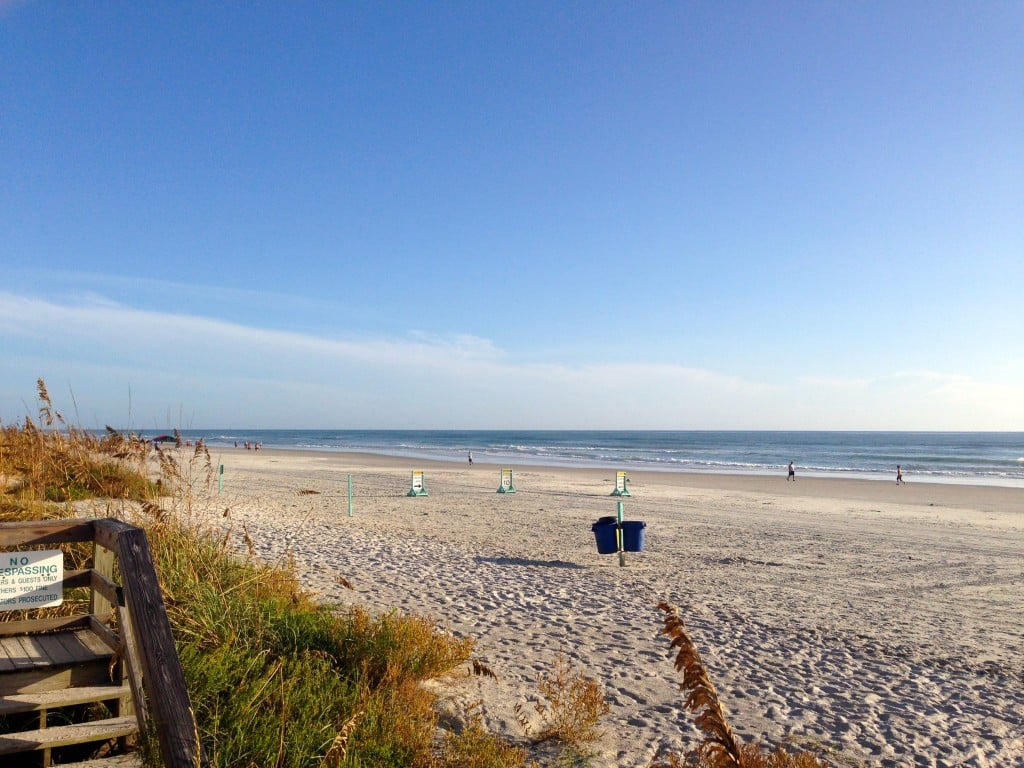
{"left": 0, "top": 380, "right": 159, "bottom": 623}
{"left": 515, "top": 652, "right": 609, "bottom": 748}
{"left": 0, "top": 380, "right": 154, "bottom": 507}
{"left": 655, "top": 602, "right": 828, "bottom": 768}
{"left": 435, "top": 703, "right": 529, "bottom": 768}
{"left": 471, "top": 659, "right": 498, "bottom": 680}
{"left": 320, "top": 706, "right": 365, "bottom": 767}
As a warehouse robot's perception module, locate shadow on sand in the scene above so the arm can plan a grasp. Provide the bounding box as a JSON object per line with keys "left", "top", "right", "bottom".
{"left": 473, "top": 556, "right": 587, "bottom": 569}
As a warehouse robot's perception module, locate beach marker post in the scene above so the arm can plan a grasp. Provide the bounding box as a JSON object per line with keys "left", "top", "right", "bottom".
{"left": 497, "top": 467, "right": 516, "bottom": 493}
{"left": 348, "top": 474, "right": 354, "bottom": 516}
{"left": 610, "top": 471, "right": 631, "bottom": 497}
{"left": 617, "top": 501, "right": 626, "bottom": 567}
{"left": 408, "top": 470, "right": 428, "bottom": 497}
{"left": 218, "top": 464, "right": 224, "bottom": 493}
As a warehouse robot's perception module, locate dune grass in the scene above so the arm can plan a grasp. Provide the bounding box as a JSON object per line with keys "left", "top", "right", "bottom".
{"left": 653, "top": 602, "right": 828, "bottom": 768}
{"left": 514, "top": 653, "right": 609, "bottom": 749}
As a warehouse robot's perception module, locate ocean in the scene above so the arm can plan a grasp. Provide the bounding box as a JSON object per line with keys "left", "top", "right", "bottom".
{"left": 162, "top": 430, "right": 1024, "bottom": 488}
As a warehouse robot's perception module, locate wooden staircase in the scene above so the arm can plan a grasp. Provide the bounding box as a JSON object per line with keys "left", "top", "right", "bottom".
{"left": 0, "top": 627, "right": 138, "bottom": 766}
{"left": 1, "top": 519, "right": 203, "bottom": 767}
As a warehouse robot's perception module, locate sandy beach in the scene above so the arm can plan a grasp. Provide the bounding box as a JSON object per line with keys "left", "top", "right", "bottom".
{"left": 189, "top": 449, "right": 1024, "bottom": 767}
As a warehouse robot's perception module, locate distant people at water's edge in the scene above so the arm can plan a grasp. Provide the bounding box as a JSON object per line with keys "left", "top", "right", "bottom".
{"left": 787, "top": 461, "right": 795, "bottom": 481}
{"left": 896, "top": 465, "right": 904, "bottom": 484}
{"left": 468, "top": 451, "right": 473, "bottom": 465}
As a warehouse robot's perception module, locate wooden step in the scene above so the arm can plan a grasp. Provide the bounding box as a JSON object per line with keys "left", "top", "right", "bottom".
{"left": 0, "top": 716, "right": 138, "bottom": 756}
{"left": 0, "top": 683, "right": 132, "bottom": 717}
{"left": 0, "top": 630, "right": 114, "bottom": 696}
{"left": 52, "top": 753, "right": 142, "bottom": 768}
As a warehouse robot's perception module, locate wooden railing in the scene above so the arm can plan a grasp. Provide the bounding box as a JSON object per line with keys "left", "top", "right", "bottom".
{"left": 0, "top": 518, "right": 202, "bottom": 767}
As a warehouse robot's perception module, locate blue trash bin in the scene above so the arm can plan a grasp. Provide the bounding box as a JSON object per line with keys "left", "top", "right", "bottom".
{"left": 592, "top": 520, "right": 619, "bottom": 554}
{"left": 621, "top": 521, "right": 646, "bottom": 552}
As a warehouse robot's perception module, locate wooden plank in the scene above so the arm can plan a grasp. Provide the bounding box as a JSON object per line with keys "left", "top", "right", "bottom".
{"left": 92, "top": 544, "right": 116, "bottom": 618}
{"left": 36, "top": 631, "right": 79, "bottom": 666}
{"left": 18, "top": 636, "right": 53, "bottom": 746}
{"left": 74, "top": 627, "right": 115, "bottom": 658}
{"left": 51, "top": 753, "right": 142, "bottom": 768}
{"left": 0, "top": 634, "right": 37, "bottom": 670}
{"left": 0, "top": 615, "right": 91, "bottom": 637}
{"left": 92, "top": 567, "right": 124, "bottom": 609}
{"left": 62, "top": 567, "right": 93, "bottom": 590}
{"left": 9, "top": 637, "right": 41, "bottom": 674}
{"left": 0, "top": 637, "right": 15, "bottom": 672}
{"left": 0, "top": 633, "right": 19, "bottom": 672}
{"left": 117, "top": 603, "right": 148, "bottom": 728}
{"left": 20, "top": 629, "right": 112, "bottom": 670}
{"left": 1, "top": 637, "right": 25, "bottom": 669}
{"left": 0, "top": 520, "right": 95, "bottom": 547}
{"left": 14, "top": 636, "right": 53, "bottom": 742}
{"left": 14, "top": 634, "right": 49, "bottom": 667}
{"left": 89, "top": 614, "right": 122, "bottom": 654}
{"left": 42, "top": 628, "right": 110, "bottom": 665}
{"left": 0, "top": 660, "right": 112, "bottom": 696}
{"left": 0, "top": 683, "right": 132, "bottom": 716}
{"left": 0, "top": 715, "right": 137, "bottom": 755}
{"left": 0, "top": 628, "right": 115, "bottom": 695}
{"left": 117, "top": 528, "right": 203, "bottom": 767}
{"left": 92, "top": 519, "right": 135, "bottom": 553}
{"left": 50, "top": 628, "right": 94, "bottom": 666}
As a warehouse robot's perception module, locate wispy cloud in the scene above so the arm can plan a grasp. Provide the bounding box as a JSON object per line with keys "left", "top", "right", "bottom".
{"left": 2, "top": 291, "right": 1021, "bottom": 430}
{"left": 793, "top": 370, "right": 1021, "bottom": 430}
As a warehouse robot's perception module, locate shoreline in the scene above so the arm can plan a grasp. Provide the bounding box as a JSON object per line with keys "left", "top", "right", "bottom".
{"left": 181, "top": 429, "right": 1024, "bottom": 490}
{"left": 214, "top": 446, "right": 1024, "bottom": 515}
{"left": 196, "top": 446, "right": 1024, "bottom": 767}
{"left": 203, "top": 441, "right": 1024, "bottom": 488}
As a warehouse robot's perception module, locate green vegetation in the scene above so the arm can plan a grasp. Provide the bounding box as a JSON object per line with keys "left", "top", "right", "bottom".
{"left": 148, "top": 513, "right": 476, "bottom": 767}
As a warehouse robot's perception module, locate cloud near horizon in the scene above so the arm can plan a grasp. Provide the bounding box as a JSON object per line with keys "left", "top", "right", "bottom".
{"left": 1, "top": 291, "right": 1020, "bottom": 430}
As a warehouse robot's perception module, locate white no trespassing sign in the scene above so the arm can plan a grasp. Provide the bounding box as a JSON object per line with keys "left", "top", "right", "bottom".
{"left": 0, "top": 549, "right": 64, "bottom": 609}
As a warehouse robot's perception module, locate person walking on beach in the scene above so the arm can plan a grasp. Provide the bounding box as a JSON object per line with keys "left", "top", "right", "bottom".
{"left": 896, "top": 465, "right": 904, "bottom": 485}
{"left": 468, "top": 451, "right": 473, "bottom": 465}
{"left": 787, "top": 461, "right": 796, "bottom": 481}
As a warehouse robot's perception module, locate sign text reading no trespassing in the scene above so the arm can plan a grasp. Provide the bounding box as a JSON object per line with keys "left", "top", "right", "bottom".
{"left": 0, "top": 550, "right": 64, "bottom": 609}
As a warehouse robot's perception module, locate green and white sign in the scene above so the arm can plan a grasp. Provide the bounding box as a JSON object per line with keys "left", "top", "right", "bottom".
{"left": 610, "top": 471, "right": 631, "bottom": 496}
{"left": 497, "top": 468, "right": 516, "bottom": 493}
{"left": 0, "top": 549, "right": 64, "bottom": 609}
{"left": 408, "top": 470, "right": 428, "bottom": 497}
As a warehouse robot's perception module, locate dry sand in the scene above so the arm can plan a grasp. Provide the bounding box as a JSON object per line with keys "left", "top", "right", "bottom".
{"left": 192, "top": 449, "right": 1023, "bottom": 767}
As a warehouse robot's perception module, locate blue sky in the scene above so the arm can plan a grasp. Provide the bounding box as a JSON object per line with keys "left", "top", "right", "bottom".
{"left": 2, "top": 2, "right": 1022, "bottom": 430}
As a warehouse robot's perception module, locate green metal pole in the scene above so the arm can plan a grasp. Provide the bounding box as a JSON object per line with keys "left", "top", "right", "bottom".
{"left": 617, "top": 501, "right": 625, "bottom": 567}
{"left": 348, "top": 474, "right": 353, "bottom": 517}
